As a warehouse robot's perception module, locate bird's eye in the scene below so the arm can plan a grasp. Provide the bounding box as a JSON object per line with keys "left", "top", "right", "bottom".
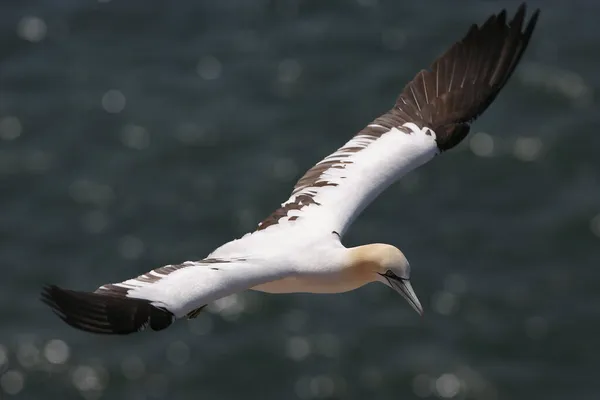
{"left": 384, "top": 270, "right": 406, "bottom": 281}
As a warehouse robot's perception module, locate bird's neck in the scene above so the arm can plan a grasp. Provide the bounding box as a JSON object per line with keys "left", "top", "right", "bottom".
{"left": 345, "top": 244, "right": 384, "bottom": 281}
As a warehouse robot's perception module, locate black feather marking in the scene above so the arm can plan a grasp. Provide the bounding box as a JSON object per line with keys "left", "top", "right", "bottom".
{"left": 186, "top": 305, "right": 207, "bottom": 319}
{"left": 393, "top": 3, "right": 540, "bottom": 151}
{"left": 41, "top": 285, "right": 174, "bottom": 335}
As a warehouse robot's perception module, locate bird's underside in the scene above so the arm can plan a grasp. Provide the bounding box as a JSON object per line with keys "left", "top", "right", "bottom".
{"left": 41, "top": 4, "right": 540, "bottom": 335}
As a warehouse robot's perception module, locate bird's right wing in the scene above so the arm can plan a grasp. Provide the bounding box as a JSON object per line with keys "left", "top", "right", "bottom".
{"left": 41, "top": 256, "right": 292, "bottom": 334}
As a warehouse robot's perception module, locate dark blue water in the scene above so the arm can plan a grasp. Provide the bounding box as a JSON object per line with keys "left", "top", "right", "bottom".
{"left": 1, "top": 1, "right": 599, "bottom": 399}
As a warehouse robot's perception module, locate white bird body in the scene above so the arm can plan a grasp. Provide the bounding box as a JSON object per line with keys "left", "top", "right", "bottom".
{"left": 41, "top": 4, "right": 540, "bottom": 335}
{"left": 134, "top": 235, "right": 349, "bottom": 316}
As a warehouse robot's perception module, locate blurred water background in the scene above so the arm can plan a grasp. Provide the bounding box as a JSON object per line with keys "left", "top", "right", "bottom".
{"left": 1, "top": 0, "right": 599, "bottom": 399}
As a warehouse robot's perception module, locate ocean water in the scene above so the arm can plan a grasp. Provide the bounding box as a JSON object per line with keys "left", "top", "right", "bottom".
{"left": 1, "top": 0, "right": 599, "bottom": 399}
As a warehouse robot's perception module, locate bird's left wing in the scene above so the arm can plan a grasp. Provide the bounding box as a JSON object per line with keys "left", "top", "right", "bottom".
{"left": 256, "top": 5, "right": 539, "bottom": 238}
{"left": 41, "top": 256, "right": 292, "bottom": 334}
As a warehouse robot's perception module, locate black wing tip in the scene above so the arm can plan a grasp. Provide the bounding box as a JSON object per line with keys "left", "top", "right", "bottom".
{"left": 41, "top": 284, "right": 174, "bottom": 335}
{"left": 494, "top": 3, "right": 540, "bottom": 32}
{"left": 395, "top": 3, "right": 540, "bottom": 152}
{"left": 433, "top": 4, "right": 540, "bottom": 151}
{"left": 517, "top": 3, "right": 541, "bottom": 20}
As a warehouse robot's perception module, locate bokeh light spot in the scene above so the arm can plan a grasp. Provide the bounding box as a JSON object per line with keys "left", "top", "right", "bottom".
{"left": 16, "top": 337, "right": 40, "bottom": 369}
{"left": 121, "top": 124, "right": 150, "bottom": 150}
{"left": 469, "top": 132, "right": 494, "bottom": 157}
{"left": 209, "top": 294, "right": 246, "bottom": 320}
{"left": 72, "top": 365, "right": 101, "bottom": 392}
{"left": 43, "top": 339, "right": 70, "bottom": 365}
{"left": 0, "top": 116, "right": 22, "bottom": 140}
{"left": 197, "top": 56, "right": 222, "bottom": 80}
{"left": 17, "top": 16, "right": 47, "bottom": 42}
{"left": 102, "top": 89, "right": 126, "bottom": 113}
{"left": 432, "top": 291, "right": 459, "bottom": 316}
{"left": 309, "top": 375, "right": 335, "bottom": 398}
{"left": 1, "top": 370, "right": 25, "bottom": 395}
{"left": 514, "top": 137, "right": 542, "bottom": 162}
{"left": 435, "top": 373, "right": 461, "bottom": 398}
{"left": 278, "top": 59, "right": 302, "bottom": 83}
{"left": 286, "top": 336, "right": 311, "bottom": 361}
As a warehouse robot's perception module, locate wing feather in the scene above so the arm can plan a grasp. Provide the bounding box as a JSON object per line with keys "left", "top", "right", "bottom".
{"left": 255, "top": 4, "right": 539, "bottom": 236}
{"left": 42, "top": 257, "right": 293, "bottom": 334}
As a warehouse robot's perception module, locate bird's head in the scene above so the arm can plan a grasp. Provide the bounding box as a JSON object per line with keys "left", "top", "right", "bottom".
{"left": 349, "top": 243, "right": 423, "bottom": 315}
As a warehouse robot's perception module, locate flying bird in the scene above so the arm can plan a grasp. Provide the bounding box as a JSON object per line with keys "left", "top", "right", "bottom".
{"left": 42, "top": 4, "right": 539, "bottom": 334}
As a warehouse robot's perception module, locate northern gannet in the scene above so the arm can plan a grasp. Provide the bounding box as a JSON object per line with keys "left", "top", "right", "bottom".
{"left": 42, "top": 4, "right": 539, "bottom": 334}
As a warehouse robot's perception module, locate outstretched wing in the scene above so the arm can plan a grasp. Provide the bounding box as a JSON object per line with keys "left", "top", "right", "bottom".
{"left": 41, "top": 257, "right": 292, "bottom": 334}
{"left": 256, "top": 4, "right": 539, "bottom": 237}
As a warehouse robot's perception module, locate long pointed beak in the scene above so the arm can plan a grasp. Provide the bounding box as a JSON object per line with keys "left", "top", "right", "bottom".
{"left": 388, "top": 278, "right": 423, "bottom": 315}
